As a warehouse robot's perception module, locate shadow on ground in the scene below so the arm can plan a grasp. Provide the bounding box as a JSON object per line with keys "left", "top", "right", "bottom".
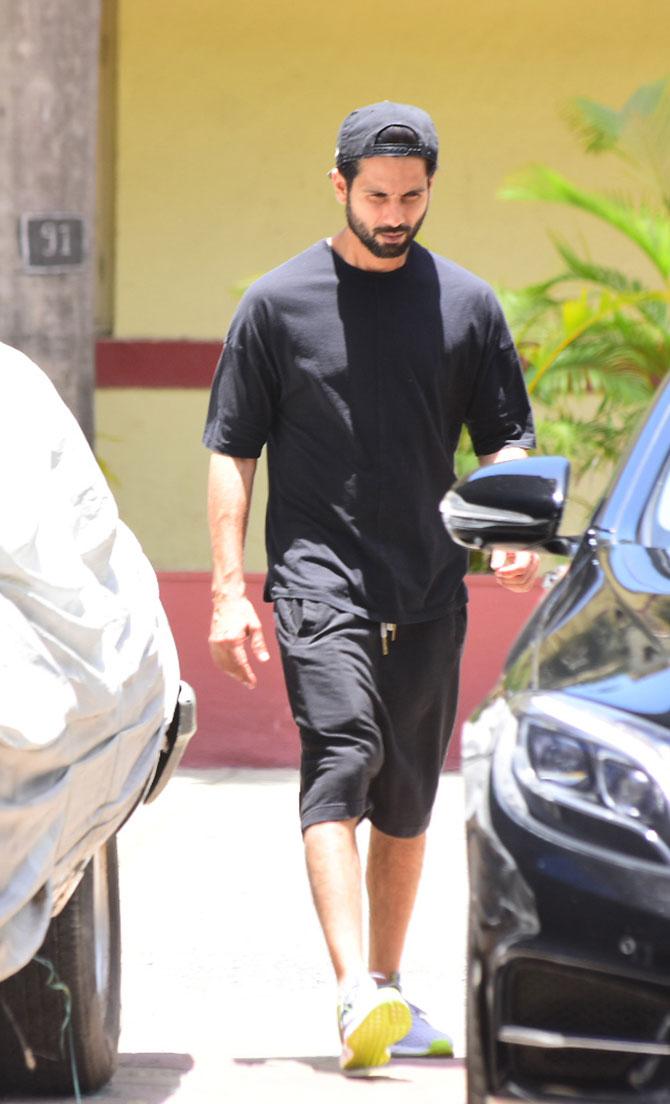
{"left": 0, "top": 1053, "right": 195, "bottom": 1104}
{"left": 103, "top": 1052, "right": 195, "bottom": 1102}
{"left": 235, "top": 1055, "right": 464, "bottom": 1078}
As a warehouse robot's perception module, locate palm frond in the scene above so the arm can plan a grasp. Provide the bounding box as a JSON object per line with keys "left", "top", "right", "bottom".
{"left": 529, "top": 243, "right": 670, "bottom": 330}
{"left": 526, "top": 312, "right": 666, "bottom": 397}
{"left": 531, "top": 348, "right": 654, "bottom": 394}
{"left": 534, "top": 403, "right": 647, "bottom": 477}
{"left": 498, "top": 79, "right": 670, "bottom": 478}
{"left": 551, "top": 238, "right": 643, "bottom": 292}
{"left": 625, "top": 78, "right": 669, "bottom": 117}
{"left": 562, "top": 98, "right": 622, "bottom": 154}
{"left": 500, "top": 165, "right": 670, "bottom": 279}
{"left": 563, "top": 79, "right": 670, "bottom": 208}
{"left": 496, "top": 281, "right": 564, "bottom": 341}
{"left": 533, "top": 361, "right": 654, "bottom": 406}
{"left": 563, "top": 79, "right": 667, "bottom": 154}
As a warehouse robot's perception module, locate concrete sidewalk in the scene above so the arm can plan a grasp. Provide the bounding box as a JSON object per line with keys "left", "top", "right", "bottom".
{"left": 15, "top": 769, "right": 468, "bottom": 1103}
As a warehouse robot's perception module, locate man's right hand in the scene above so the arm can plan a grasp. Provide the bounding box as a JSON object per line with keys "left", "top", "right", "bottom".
{"left": 208, "top": 595, "right": 270, "bottom": 689}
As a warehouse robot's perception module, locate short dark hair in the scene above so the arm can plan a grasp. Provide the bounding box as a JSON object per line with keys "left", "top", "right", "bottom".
{"left": 336, "top": 125, "right": 437, "bottom": 185}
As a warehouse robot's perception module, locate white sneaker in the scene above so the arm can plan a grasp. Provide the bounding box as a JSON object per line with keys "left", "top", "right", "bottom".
{"left": 338, "top": 976, "right": 411, "bottom": 1074}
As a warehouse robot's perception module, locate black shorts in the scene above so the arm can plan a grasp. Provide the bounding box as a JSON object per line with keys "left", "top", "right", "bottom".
{"left": 273, "top": 598, "right": 467, "bottom": 838}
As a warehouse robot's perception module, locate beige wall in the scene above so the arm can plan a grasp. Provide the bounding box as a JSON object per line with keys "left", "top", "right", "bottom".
{"left": 113, "top": 0, "right": 670, "bottom": 339}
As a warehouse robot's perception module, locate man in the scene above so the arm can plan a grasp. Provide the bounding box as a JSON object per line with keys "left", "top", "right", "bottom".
{"left": 203, "top": 101, "right": 538, "bottom": 1073}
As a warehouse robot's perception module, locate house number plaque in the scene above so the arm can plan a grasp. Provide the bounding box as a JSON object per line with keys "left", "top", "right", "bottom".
{"left": 19, "top": 214, "right": 86, "bottom": 272}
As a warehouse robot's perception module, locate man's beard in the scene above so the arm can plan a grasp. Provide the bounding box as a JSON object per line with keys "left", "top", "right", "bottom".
{"left": 345, "top": 198, "right": 426, "bottom": 259}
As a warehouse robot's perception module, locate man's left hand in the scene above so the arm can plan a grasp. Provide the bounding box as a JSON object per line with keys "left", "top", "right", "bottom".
{"left": 490, "top": 549, "right": 540, "bottom": 593}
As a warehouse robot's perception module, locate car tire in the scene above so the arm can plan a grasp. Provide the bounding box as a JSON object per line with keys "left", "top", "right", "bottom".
{"left": 466, "top": 908, "right": 488, "bottom": 1104}
{"left": 0, "top": 836, "right": 121, "bottom": 1094}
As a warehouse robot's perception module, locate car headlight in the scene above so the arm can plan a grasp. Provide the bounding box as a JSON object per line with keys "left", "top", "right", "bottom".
{"left": 527, "top": 729, "right": 593, "bottom": 792}
{"left": 511, "top": 695, "right": 670, "bottom": 858}
{"left": 600, "top": 757, "right": 665, "bottom": 824}
{"left": 525, "top": 722, "right": 664, "bottom": 828}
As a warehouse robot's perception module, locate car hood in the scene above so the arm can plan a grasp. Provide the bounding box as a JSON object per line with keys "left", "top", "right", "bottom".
{"left": 531, "top": 542, "right": 670, "bottom": 733}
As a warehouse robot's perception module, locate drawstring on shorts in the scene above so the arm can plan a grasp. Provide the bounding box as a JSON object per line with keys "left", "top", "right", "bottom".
{"left": 380, "top": 622, "right": 397, "bottom": 655}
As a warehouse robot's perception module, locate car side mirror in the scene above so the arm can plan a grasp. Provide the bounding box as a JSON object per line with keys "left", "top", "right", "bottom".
{"left": 440, "top": 456, "right": 571, "bottom": 552}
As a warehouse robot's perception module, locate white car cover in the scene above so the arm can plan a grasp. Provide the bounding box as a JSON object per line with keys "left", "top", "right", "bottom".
{"left": 0, "top": 343, "right": 179, "bottom": 980}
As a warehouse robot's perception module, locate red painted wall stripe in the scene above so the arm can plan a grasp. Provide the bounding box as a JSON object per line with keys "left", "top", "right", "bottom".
{"left": 96, "top": 339, "right": 221, "bottom": 388}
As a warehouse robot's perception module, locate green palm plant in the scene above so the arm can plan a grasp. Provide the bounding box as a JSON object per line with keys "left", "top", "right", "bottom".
{"left": 496, "top": 77, "right": 670, "bottom": 475}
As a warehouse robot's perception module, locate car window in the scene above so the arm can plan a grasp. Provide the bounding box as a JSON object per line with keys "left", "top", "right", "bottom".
{"left": 658, "top": 478, "right": 670, "bottom": 530}
{"left": 640, "top": 450, "right": 670, "bottom": 546}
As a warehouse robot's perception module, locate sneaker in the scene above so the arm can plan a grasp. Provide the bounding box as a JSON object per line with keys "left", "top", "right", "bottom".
{"left": 376, "top": 973, "right": 454, "bottom": 1058}
{"left": 338, "top": 976, "right": 412, "bottom": 1074}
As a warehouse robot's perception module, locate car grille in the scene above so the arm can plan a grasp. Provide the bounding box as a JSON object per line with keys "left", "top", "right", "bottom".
{"left": 499, "top": 959, "right": 670, "bottom": 1093}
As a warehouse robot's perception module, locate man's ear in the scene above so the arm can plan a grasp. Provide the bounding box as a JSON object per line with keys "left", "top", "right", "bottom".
{"left": 330, "top": 167, "right": 348, "bottom": 207}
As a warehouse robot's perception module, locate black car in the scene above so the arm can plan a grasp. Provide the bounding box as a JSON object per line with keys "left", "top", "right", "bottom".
{"left": 441, "top": 376, "right": 670, "bottom": 1104}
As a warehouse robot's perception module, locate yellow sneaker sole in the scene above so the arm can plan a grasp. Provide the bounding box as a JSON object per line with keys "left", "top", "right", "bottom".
{"left": 340, "top": 991, "right": 412, "bottom": 1074}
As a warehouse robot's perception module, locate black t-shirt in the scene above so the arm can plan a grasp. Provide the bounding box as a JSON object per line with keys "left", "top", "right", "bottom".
{"left": 203, "top": 240, "right": 535, "bottom": 623}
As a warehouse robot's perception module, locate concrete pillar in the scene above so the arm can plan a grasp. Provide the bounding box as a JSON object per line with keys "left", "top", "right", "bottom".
{"left": 0, "top": 0, "right": 101, "bottom": 441}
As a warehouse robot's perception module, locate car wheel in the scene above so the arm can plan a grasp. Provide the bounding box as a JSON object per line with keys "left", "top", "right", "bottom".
{"left": 0, "top": 836, "right": 121, "bottom": 1093}
{"left": 466, "top": 907, "right": 488, "bottom": 1104}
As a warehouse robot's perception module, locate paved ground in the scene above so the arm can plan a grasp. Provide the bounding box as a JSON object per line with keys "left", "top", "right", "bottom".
{"left": 14, "top": 769, "right": 468, "bottom": 1103}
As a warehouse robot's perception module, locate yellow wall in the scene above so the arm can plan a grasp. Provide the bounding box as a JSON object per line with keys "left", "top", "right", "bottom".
{"left": 114, "top": 0, "right": 670, "bottom": 339}
{"left": 96, "top": 389, "right": 269, "bottom": 571}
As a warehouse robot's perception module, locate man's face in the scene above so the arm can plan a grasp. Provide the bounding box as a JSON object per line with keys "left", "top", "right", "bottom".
{"left": 342, "top": 156, "right": 432, "bottom": 259}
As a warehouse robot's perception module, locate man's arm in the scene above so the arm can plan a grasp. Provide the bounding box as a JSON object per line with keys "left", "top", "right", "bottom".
{"left": 207, "top": 452, "right": 270, "bottom": 688}
{"left": 477, "top": 445, "right": 540, "bottom": 593}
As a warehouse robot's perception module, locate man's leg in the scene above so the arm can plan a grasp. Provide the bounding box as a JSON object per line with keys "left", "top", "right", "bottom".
{"left": 303, "top": 818, "right": 364, "bottom": 986}
{"left": 273, "top": 599, "right": 413, "bottom": 1069}
{"left": 303, "top": 816, "right": 411, "bottom": 1072}
{"left": 303, "top": 819, "right": 427, "bottom": 983}
{"left": 365, "top": 823, "right": 453, "bottom": 1058}
{"left": 366, "top": 826, "right": 426, "bottom": 979}
{"left": 303, "top": 816, "right": 427, "bottom": 984}
{"left": 361, "top": 611, "right": 466, "bottom": 1058}
{"left": 369, "top": 609, "right": 467, "bottom": 979}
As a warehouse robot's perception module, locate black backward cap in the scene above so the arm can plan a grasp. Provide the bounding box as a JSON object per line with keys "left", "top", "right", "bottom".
{"left": 335, "top": 100, "right": 439, "bottom": 166}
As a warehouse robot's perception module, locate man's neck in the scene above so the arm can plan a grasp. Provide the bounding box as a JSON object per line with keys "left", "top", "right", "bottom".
{"left": 328, "top": 228, "right": 410, "bottom": 273}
